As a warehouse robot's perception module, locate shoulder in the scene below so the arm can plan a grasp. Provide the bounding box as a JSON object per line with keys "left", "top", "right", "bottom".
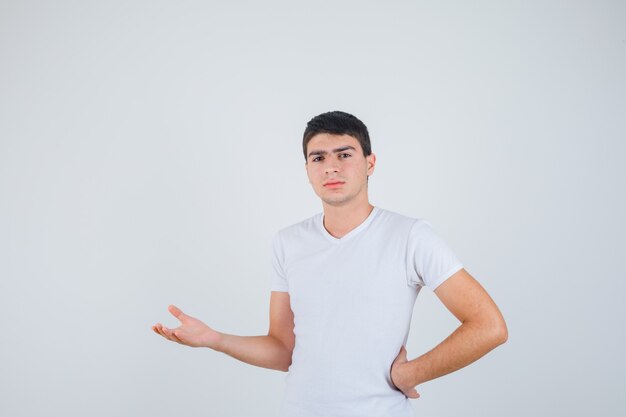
{"left": 373, "top": 208, "right": 448, "bottom": 245}
{"left": 272, "top": 211, "right": 321, "bottom": 242}
{"left": 374, "top": 207, "right": 424, "bottom": 231}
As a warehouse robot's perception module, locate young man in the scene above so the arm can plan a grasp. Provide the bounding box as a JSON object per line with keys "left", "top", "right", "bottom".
{"left": 153, "top": 111, "right": 508, "bottom": 417}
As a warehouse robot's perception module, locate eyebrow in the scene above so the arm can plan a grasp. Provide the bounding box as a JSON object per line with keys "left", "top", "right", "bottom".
{"left": 307, "top": 146, "right": 357, "bottom": 159}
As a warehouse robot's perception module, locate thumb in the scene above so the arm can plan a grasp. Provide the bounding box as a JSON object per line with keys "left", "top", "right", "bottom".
{"left": 168, "top": 305, "right": 188, "bottom": 322}
{"left": 394, "top": 345, "right": 408, "bottom": 363}
{"left": 406, "top": 388, "right": 420, "bottom": 399}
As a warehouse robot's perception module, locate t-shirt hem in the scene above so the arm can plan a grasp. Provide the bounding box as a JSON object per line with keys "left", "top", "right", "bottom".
{"left": 429, "top": 263, "right": 463, "bottom": 290}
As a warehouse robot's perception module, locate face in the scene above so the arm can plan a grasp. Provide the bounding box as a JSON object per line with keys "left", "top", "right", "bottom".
{"left": 305, "top": 133, "right": 376, "bottom": 207}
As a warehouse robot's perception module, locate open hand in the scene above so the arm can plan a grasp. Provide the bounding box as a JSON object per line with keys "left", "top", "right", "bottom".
{"left": 152, "top": 305, "right": 222, "bottom": 349}
{"left": 390, "top": 345, "right": 420, "bottom": 399}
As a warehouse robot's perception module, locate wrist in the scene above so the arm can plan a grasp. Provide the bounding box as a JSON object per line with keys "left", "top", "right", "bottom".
{"left": 400, "top": 358, "right": 424, "bottom": 388}
{"left": 206, "top": 331, "right": 227, "bottom": 352}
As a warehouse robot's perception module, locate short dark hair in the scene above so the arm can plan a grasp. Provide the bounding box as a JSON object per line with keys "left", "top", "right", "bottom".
{"left": 302, "top": 111, "right": 371, "bottom": 161}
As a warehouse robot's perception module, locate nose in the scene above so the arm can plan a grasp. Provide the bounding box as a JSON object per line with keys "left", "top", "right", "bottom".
{"left": 324, "top": 159, "right": 339, "bottom": 174}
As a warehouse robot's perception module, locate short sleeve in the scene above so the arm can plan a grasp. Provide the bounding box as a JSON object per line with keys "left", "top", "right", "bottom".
{"left": 270, "top": 232, "right": 289, "bottom": 292}
{"left": 406, "top": 219, "right": 463, "bottom": 290}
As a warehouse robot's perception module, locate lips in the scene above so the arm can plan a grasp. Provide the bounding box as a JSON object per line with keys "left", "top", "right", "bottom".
{"left": 324, "top": 180, "right": 345, "bottom": 187}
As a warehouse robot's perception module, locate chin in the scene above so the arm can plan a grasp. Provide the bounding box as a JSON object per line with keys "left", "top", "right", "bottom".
{"left": 321, "top": 196, "right": 353, "bottom": 206}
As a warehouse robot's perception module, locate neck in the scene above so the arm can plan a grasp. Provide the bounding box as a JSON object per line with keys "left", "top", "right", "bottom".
{"left": 321, "top": 199, "right": 375, "bottom": 239}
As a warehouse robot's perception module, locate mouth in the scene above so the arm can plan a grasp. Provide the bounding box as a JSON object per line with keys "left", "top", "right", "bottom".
{"left": 324, "top": 181, "right": 345, "bottom": 188}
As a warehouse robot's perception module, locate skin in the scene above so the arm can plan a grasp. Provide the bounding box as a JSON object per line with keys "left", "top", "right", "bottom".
{"left": 390, "top": 269, "right": 508, "bottom": 397}
{"left": 153, "top": 132, "right": 508, "bottom": 399}
{"left": 304, "top": 133, "right": 377, "bottom": 238}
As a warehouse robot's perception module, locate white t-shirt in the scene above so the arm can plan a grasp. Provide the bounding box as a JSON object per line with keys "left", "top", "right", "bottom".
{"left": 270, "top": 206, "right": 463, "bottom": 417}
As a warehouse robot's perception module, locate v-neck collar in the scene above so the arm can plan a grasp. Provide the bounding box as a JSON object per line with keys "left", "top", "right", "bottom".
{"left": 317, "top": 206, "right": 380, "bottom": 244}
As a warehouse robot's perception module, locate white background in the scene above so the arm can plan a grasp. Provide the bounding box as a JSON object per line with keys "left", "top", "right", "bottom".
{"left": 1, "top": 1, "right": 624, "bottom": 416}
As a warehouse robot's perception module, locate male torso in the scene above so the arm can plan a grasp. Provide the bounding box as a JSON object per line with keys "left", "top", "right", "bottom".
{"left": 271, "top": 206, "right": 463, "bottom": 417}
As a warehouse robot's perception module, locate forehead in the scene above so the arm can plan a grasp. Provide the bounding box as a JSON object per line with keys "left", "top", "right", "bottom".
{"left": 307, "top": 133, "right": 362, "bottom": 152}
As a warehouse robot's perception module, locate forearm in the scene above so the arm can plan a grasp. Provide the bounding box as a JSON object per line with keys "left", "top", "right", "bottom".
{"left": 405, "top": 320, "right": 507, "bottom": 387}
{"left": 215, "top": 333, "right": 293, "bottom": 372}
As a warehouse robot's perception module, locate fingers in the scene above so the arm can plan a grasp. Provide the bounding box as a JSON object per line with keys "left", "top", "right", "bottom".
{"left": 393, "top": 345, "right": 408, "bottom": 363}
{"left": 168, "top": 305, "right": 187, "bottom": 321}
{"left": 152, "top": 323, "right": 183, "bottom": 344}
{"left": 406, "top": 388, "right": 420, "bottom": 399}
{"left": 390, "top": 345, "right": 420, "bottom": 400}
{"left": 168, "top": 329, "right": 184, "bottom": 344}
{"left": 153, "top": 323, "right": 167, "bottom": 338}
{"left": 399, "top": 345, "right": 407, "bottom": 358}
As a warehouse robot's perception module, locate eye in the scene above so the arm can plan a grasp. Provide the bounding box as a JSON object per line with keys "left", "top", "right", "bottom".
{"left": 339, "top": 153, "right": 352, "bottom": 158}
{"left": 312, "top": 156, "right": 323, "bottom": 162}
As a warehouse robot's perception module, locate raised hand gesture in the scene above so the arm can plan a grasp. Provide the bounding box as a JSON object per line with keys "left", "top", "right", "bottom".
{"left": 152, "top": 305, "right": 223, "bottom": 350}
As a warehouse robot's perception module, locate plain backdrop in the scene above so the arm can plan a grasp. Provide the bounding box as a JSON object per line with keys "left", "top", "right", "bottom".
{"left": 1, "top": 1, "right": 624, "bottom": 416}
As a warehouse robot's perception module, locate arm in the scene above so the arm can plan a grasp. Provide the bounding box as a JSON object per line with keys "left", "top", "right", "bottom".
{"left": 391, "top": 268, "right": 508, "bottom": 398}
{"left": 152, "top": 291, "right": 295, "bottom": 372}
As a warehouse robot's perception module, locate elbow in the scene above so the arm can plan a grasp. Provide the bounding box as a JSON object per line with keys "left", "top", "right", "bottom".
{"left": 473, "top": 315, "right": 507, "bottom": 348}
{"left": 479, "top": 308, "right": 508, "bottom": 347}
{"left": 467, "top": 313, "right": 508, "bottom": 348}
{"left": 279, "top": 355, "right": 292, "bottom": 372}
{"left": 268, "top": 333, "right": 294, "bottom": 372}
{"left": 277, "top": 343, "right": 293, "bottom": 372}
{"left": 491, "top": 318, "right": 508, "bottom": 346}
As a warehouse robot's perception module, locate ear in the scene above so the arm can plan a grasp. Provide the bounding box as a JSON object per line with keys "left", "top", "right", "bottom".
{"left": 366, "top": 153, "right": 376, "bottom": 176}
